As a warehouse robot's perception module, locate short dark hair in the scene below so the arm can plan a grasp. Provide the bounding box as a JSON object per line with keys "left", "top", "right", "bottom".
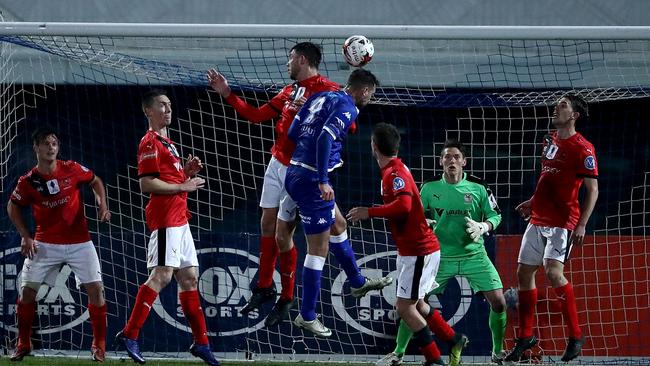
{"left": 291, "top": 42, "right": 322, "bottom": 69}
{"left": 372, "top": 123, "right": 400, "bottom": 156}
{"left": 563, "top": 93, "right": 589, "bottom": 121}
{"left": 347, "top": 68, "right": 379, "bottom": 89}
{"left": 441, "top": 139, "right": 467, "bottom": 158}
{"left": 142, "top": 89, "right": 167, "bottom": 110}
{"left": 32, "top": 126, "right": 58, "bottom": 145}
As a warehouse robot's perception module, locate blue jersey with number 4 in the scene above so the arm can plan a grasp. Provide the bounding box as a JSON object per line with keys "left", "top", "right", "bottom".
{"left": 287, "top": 90, "right": 358, "bottom": 181}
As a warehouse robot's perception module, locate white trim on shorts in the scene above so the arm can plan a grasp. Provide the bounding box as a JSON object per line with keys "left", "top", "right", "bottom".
{"left": 518, "top": 222, "right": 572, "bottom": 265}
{"left": 21, "top": 240, "right": 102, "bottom": 289}
{"left": 259, "top": 156, "right": 297, "bottom": 222}
{"left": 147, "top": 223, "right": 199, "bottom": 269}
{"left": 396, "top": 251, "right": 440, "bottom": 300}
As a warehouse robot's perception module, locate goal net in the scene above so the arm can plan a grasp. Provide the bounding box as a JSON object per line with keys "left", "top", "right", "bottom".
{"left": 0, "top": 22, "right": 649, "bottom": 365}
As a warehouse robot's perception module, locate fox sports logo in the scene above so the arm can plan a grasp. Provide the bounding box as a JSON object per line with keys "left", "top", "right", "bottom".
{"left": 0, "top": 247, "right": 90, "bottom": 334}
{"left": 152, "top": 247, "right": 280, "bottom": 336}
{"left": 330, "top": 251, "right": 472, "bottom": 338}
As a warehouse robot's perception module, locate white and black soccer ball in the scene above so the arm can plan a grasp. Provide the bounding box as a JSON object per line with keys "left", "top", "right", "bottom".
{"left": 342, "top": 35, "right": 374, "bottom": 67}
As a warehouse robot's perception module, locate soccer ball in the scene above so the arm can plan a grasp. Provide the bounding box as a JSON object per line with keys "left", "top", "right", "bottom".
{"left": 342, "top": 35, "right": 374, "bottom": 67}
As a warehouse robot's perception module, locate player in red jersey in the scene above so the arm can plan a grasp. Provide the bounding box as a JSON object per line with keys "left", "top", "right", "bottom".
{"left": 207, "top": 42, "right": 345, "bottom": 326}
{"left": 505, "top": 94, "right": 599, "bottom": 363}
{"left": 347, "top": 123, "right": 467, "bottom": 366}
{"left": 7, "top": 127, "right": 110, "bottom": 362}
{"left": 115, "top": 90, "right": 219, "bottom": 366}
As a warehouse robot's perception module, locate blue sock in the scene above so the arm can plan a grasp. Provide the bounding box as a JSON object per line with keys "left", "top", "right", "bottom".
{"left": 329, "top": 232, "right": 365, "bottom": 288}
{"left": 301, "top": 254, "right": 325, "bottom": 321}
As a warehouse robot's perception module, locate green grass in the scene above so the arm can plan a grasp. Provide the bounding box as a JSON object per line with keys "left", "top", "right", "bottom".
{"left": 9, "top": 357, "right": 377, "bottom": 366}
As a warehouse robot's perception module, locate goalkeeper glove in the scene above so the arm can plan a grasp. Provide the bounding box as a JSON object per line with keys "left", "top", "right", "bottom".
{"left": 425, "top": 218, "right": 437, "bottom": 229}
{"left": 465, "top": 217, "right": 490, "bottom": 242}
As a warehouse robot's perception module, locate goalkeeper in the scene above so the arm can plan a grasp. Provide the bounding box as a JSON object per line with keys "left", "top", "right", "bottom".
{"left": 378, "top": 139, "right": 507, "bottom": 366}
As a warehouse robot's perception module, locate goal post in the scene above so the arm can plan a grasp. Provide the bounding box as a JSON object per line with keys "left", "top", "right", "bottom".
{"left": 0, "top": 22, "right": 649, "bottom": 365}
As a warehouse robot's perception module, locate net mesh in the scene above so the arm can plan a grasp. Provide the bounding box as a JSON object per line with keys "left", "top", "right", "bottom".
{"left": 0, "top": 29, "right": 649, "bottom": 364}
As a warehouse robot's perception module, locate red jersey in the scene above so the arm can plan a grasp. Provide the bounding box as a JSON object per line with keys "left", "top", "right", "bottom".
{"left": 10, "top": 160, "right": 94, "bottom": 244}
{"left": 368, "top": 158, "right": 440, "bottom": 256}
{"left": 531, "top": 131, "right": 598, "bottom": 230}
{"left": 137, "top": 130, "right": 189, "bottom": 231}
{"left": 224, "top": 74, "right": 341, "bottom": 166}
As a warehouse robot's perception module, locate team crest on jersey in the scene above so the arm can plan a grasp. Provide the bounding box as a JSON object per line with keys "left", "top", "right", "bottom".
{"left": 464, "top": 193, "right": 473, "bottom": 203}
{"left": 46, "top": 179, "right": 60, "bottom": 194}
{"left": 392, "top": 177, "right": 405, "bottom": 191}
{"left": 584, "top": 155, "right": 596, "bottom": 170}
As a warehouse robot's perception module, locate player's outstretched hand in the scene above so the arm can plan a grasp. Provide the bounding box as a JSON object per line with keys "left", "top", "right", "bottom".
{"left": 293, "top": 96, "right": 307, "bottom": 108}
{"left": 570, "top": 224, "right": 586, "bottom": 246}
{"left": 465, "top": 217, "right": 489, "bottom": 242}
{"left": 319, "top": 183, "right": 334, "bottom": 201}
{"left": 184, "top": 154, "right": 204, "bottom": 177}
{"left": 98, "top": 205, "right": 111, "bottom": 223}
{"left": 181, "top": 177, "right": 206, "bottom": 192}
{"left": 515, "top": 199, "right": 532, "bottom": 220}
{"left": 207, "top": 69, "right": 231, "bottom": 97}
{"left": 21, "top": 237, "right": 37, "bottom": 259}
{"left": 347, "top": 207, "right": 369, "bottom": 223}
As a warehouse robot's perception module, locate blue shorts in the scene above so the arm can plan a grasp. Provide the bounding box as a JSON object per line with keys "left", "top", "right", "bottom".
{"left": 285, "top": 165, "right": 335, "bottom": 235}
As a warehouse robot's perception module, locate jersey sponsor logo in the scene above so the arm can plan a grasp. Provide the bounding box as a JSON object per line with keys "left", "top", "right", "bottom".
{"left": 46, "top": 179, "right": 60, "bottom": 194}
{"left": 139, "top": 151, "right": 157, "bottom": 162}
{"left": 584, "top": 155, "right": 596, "bottom": 170}
{"left": 41, "top": 195, "right": 70, "bottom": 209}
{"left": 392, "top": 177, "right": 405, "bottom": 191}
{"left": 152, "top": 247, "right": 281, "bottom": 336}
{"left": 331, "top": 252, "right": 472, "bottom": 338}
{"left": 0, "top": 246, "right": 90, "bottom": 334}
{"left": 343, "top": 112, "right": 352, "bottom": 120}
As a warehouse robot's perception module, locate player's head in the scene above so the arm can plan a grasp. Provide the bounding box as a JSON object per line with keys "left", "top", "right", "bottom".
{"left": 371, "top": 122, "right": 400, "bottom": 159}
{"left": 287, "top": 42, "right": 322, "bottom": 80}
{"left": 439, "top": 139, "right": 467, "bottom": 177}
{"left": 142, "top": 89, "right": 172, "bottom": 129}
{"left": 346, "top": 69, "right": 379, "bottom": 108}
{"left": 32, "top": 126, "right": 59, "bottom": 163}
{"left": 552, "top": 94, "right": 588, "bottom": 129}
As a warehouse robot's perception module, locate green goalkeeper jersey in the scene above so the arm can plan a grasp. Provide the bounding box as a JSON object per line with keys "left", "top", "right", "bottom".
{"left": 420, "top": 172, "right": 502, "bottom": 258}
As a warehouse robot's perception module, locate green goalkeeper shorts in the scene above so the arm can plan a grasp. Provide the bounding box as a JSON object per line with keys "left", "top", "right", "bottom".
{"left": 430, "top": 250, "right": 503, "bottom": 295}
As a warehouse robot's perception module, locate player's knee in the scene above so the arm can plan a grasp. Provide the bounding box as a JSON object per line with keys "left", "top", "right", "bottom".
{"left": 177, "top": 276, "right": 198, "bottom": 291}
{"left": 20, "top": 284, "right": 40, "bottom": 303}
{"left": 330, "top": 218, "right": 347, "bottom": 235}
{"left": 491, "top": 297, "right": 506, "bottom": 313}
{"left": 260, "top": 210, "right": 278, "bottom": 236}
{"left": 275, "top": 232, "right": 292, "bottom": 251}
{"left": 544, "top": 267, "right": 565, "bottom": 286}
{"left": 149, "top": 268, "right": 174, "bottom": 289}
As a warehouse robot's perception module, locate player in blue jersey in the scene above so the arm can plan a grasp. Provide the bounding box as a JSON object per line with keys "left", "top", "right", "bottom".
{"left": 285, "top": 69, "right": 393, "bottom": 337}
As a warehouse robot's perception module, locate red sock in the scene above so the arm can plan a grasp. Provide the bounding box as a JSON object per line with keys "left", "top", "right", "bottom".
{"left": 16, "top": 300, "right": 36, "bottom": 348}
{"left": 518, "top": 288, "right": 538, "bottom": 339}
{"left": 420, "top": 340, "right": 442, "bottom": 362}
{"left": 179, "top": 290, "right": 209, "bottom": 345}
{"left": 555, "top": 282, "right": 582, "bottom": 339}
{"left": 426, "top": 309, "right": 455, "bottom": 342}
{"left": 279, "top": 246, "right": 297, "bottom": 301}
{"left": 88, "top": 303, "right": 107, "bottom": 350}
{"left": 257, "top": 236, "right": 279, "bottom": 288}
{"left": 123, "top": 285, "right": 158, "bottom": 339}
